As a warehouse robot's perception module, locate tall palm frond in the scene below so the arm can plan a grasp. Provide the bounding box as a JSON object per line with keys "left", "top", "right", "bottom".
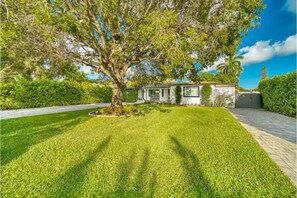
{"left": 216, "top": 54, "right": 243, "bottom": 77}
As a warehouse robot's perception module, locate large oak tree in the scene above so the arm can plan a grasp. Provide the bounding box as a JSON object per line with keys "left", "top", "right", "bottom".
{"left": 35, "top": 0, "right": 263, "bottom": 108}
{"left": 1, "top": 1, "right": 83, "bottom": 82}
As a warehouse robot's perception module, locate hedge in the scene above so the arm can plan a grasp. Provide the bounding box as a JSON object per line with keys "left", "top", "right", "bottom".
{"left": 0, "top": 79, "right": 112, "bottom": 110}
{"left": 258, "top": 72, "right": 296, "bottom": 117}
{"left": 123, "top": 89, "right": 138, "bottom": 103}
{"left": 175, "top": 85, "right": 182, "bottom": 104}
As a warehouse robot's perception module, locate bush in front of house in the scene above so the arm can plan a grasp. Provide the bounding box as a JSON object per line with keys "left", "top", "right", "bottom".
{"left": 258, "top": 72, "right": 296, "bottom": 117}
{"left": 175, "top": 85, "right": 182, "bottom": 104}
{"left": 201, "top": 84, "right": 212, "bottom": 106}
{"left": 96, "top": 105, "right": 139, "bottom": 116}
{"left": 0, "top": 79, "right": 112, "bottom": 110}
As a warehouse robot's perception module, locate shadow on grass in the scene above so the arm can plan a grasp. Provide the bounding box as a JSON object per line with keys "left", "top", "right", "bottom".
{"left": 170, "top": 136, "right": 220, "bottom": 197}
{"left": 135, "top": 104, "right": 172, "bottom": 115}
{"left": 50, "top": 135, "right": 112, "bottom": 197}
{"left": 112, "top": 148, "right": 157, "bottom": 198}
{"left": 1, "top": 110, "right": 91, "bottom": 166}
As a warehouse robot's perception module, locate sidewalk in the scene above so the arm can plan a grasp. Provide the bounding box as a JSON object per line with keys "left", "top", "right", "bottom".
{"left": 0, "top": 103, "right": 111, "bottom": 120}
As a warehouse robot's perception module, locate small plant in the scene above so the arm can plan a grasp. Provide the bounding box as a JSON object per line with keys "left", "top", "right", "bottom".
{"left": 201, "top": 85, "right": 212, "bottom": 106}
{"left": 175, "top": 85, "right": 182, "bottom": 104}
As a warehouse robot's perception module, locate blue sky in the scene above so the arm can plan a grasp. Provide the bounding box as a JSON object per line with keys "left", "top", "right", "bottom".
{"left": 85, "top": 0, "right": 296, "bottom": 88}
{"left": 232, "top": 0, "right": 296, "bottom": 88}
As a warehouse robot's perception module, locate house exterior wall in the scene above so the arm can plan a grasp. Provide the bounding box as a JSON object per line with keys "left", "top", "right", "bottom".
{"left": 170, "top": 86, "right": 176, "bottom": 103}
{"left": 139, "top": 84, "right": 236, "bottom": 107}
{"left": 159, "top": 88, "right": 170, "bottom": 102}
{"left": 180, "top": 85, "right": 202, "bottom": 105}
{"left": 138, "top": 89, "right": 143, "bottom": 100}
{"left": 210, "top": 85, "right": 236, "bottom": 107}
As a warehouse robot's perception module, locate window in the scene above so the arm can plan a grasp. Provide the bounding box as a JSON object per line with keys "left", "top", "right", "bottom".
{"left": 168, "top": 89, "right": 170, "bottom": 97}
{"left": 149, "top": 89, "right": 159, "bottom": 97}
{"left": 183, "top": 86, "right": 199, "bottom": 97}
{"left": 162, "top": 89, "right": 164, "bottom": 97}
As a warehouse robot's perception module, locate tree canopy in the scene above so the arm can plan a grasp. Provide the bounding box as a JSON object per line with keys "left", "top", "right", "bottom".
{"left": 0, "top": 1, "right": 86, "bottom": 82}
{"left": 261, "top": 66, "right": 268, "bottom": 80}
{"left": 2, "top": 0, "right": 264, "bottom": 107}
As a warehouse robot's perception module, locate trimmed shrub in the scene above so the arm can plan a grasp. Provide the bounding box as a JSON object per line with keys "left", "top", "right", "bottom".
{"left": 258, "top": 72, "right": 296, "bottom": 117}
{"left": 201, "top": 85, "right": 212, "bottom": 106}
{"left": 0, "top": 79, "right": 112, "bottom": 110}
{"left": 99, "top": 105, "right": 138, "bottom": 116}
{"left": 175, "top": 85, "right": 182, "bottom": 104}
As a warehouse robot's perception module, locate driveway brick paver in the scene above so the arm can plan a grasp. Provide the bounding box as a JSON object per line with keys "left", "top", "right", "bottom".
{"left": 229, "top": 108, "right": 296, "bottom": 143}
{"left": 229, "top": 108, "right": 296, "bottom": 185}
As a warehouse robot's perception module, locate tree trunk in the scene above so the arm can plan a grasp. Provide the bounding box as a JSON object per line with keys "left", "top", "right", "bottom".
{"left": 111, "top": 82, "right": 125, "bottom": 108}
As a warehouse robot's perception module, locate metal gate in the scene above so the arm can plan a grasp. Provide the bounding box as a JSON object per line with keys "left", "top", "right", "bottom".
{"left": 235, "top": 92, "right": 262, "bottom": 108}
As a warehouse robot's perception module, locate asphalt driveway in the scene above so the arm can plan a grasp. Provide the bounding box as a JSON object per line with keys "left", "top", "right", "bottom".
{"left": 0, "top": 103, "right": 111, "bottom": 120}
{"left": 229, "top": 108, "right": 296, "bottom": 143}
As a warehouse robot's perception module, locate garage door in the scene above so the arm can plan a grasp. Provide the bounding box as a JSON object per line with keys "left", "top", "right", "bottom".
{"left": 235, "top": 93, "right": 262, "bottom": 108}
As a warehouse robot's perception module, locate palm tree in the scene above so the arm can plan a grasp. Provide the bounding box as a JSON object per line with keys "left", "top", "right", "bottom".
{"left": 217, "top": 54, "right": 243, "bottom": 77}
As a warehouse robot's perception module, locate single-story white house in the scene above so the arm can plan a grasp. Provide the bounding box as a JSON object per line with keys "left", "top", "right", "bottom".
{"left": 137, "top": 82, "right": 236, "bottom": 107}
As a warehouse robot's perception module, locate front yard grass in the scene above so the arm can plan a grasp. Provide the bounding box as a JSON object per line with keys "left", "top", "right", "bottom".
{"left": 1, "top": 105, "right": 296, "bottom": 197}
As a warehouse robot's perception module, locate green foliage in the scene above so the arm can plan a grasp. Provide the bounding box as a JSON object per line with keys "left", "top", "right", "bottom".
{"left": 0, "top": 79, "right": 112, "bottom": 110}
{"left": 2, "top": 106, "right": 296, "bottom": 197}
{"left": 175, "top": 85, "right": 182, "bottom": 104}
{"left": 200, "top": 72, "right": 215, "bottom": 82}
{"left": 258, "top": 72, "right": 296, "bottom": 117}
{"left": 1, "top": 0, "right": 264, "bottom": 107}
{"left": 261, "top": 66, "right": 268, "bottom": 80}
{"left": 1, "top": 0, "right": 77, "bottom": 82}
{"left": 201, "top": 85, "right": 212, "bottom": 106}
{"left": 123, "top": 89, "right": 138, "bottom": 103}
{"left": 215, "top": 72, "right": 238, "bottom": 84}
{"left": 237, "top": 86, "right": 251, "bottom": 92}
{"left": 217, "top": 54, "right": 243, "bottom": 77}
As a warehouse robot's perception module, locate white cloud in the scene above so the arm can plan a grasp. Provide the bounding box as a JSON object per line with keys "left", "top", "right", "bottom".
{"left": 205, "top": 34, "right": 297, "bottom": 71}
{"left": 240, "top": 34, "right": 297, "bottom": 66}
{"left": 282, "top": 0, "right": 296, "bottom": 14}
{"left": 79, "top": 65, "right": 92, "bottom": 74}
{"left": 204, "top": 56, "right": 226, "bottom": 71}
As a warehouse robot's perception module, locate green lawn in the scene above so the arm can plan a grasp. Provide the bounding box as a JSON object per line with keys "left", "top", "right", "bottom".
{"left": 1, "top": 105, "right": 296, "bottom": 197}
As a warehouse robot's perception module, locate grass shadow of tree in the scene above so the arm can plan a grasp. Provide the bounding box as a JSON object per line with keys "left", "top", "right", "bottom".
{"left": 112, "top": 148, "right": 157, "bottom": 198}
{"left": 1, "top": 110, "right": 92, "bottom": 166}
{"left": 135, "top": 104, "right": 172, "bottom": 116}
{"left": 170, "top": 136, "right": 220, "bottom": 197}
{"left": 49, "top": 135, "right": 112, "bottom": 197}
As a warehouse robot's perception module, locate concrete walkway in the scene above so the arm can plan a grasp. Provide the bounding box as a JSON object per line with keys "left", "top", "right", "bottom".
{"left": 229, "top": 109, "right": 296, "bottom": 185}
{"left": 1, "top": 102, "right": 144, "bottom": 120}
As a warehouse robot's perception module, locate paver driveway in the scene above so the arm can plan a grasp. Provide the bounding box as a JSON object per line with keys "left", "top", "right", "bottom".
{"left": 229, "top": 108, "right": 296, "bottom": 185}
{"left": 229, "top": 108, "right": 296, "bottom": 143}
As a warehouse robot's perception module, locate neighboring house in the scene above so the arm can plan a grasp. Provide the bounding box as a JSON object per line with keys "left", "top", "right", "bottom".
{"left": 137, "top": 82, "right": 236, "bottom": 107}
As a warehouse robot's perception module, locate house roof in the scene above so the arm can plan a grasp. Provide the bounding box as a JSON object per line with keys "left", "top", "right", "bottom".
{"left": 142, "top": 82, "right": 237, "bottom": 88}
